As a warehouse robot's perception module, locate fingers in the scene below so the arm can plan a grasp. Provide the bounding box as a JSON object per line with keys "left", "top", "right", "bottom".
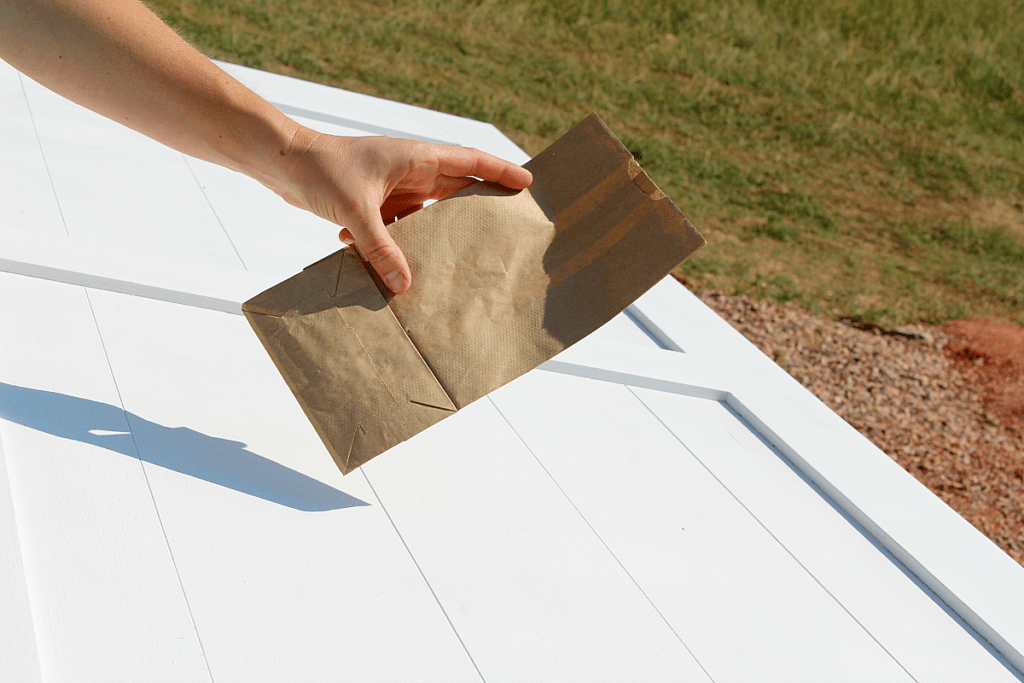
{"left": 433, "top": 146, "right": 533, "bottom": 190}
{"left": 340, "top": 212, "right": 412, "bottom": 294}
{"left": 323, "top": 137, "right": 530, "bottom": 296}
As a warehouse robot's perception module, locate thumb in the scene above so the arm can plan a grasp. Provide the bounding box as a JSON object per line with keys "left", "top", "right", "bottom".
{"left": 343, "top": 213, "right": 412, "bottom": 294}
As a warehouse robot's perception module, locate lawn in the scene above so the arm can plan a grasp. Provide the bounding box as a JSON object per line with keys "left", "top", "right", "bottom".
{"left": 151, "top": 0, "right": 1024, "bottom": 325}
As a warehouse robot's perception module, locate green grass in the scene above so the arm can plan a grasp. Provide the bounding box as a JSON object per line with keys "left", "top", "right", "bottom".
{"left": 151, "top": 0, "right": 1024, "bottom": 325}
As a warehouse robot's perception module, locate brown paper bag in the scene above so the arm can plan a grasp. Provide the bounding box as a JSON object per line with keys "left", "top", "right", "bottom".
{"left": 243, "top": 114, "right": 705, "bottom": 474}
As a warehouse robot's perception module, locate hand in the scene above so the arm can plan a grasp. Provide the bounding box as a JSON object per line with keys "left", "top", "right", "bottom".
{"left": 273, "top": 128, "right": 533, "bottom": 294}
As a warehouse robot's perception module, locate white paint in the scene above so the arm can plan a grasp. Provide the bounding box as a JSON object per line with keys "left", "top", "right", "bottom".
{"left": 544, "top": 278, "right": 1024, "bottom": 676}
{"left": 588, "top": 309, "right": 665, "bottom": 348}
{"left": 0, "top": 430, "right": 42, "bottom": 682}
{"left": 362, "top": 400, "right": 712, "bottom": 682}
{"left": 0, "top": 63, "right": 67, "bottom": 236}
{"left": 17, "top": 75, "right": 244, "bottom": 272}
{"left": 0, "top": 273, "right": 209, "bottom": 682}
{"left": 635, "top": 387, "right": 1016, "bottom": 681}
{"left": 0, "top": 229, "right": 277, "bottom": 313}
{"left": 491, "top": 371, "right": 912, "bottom": 682}
{"left": 85, "top": 288, "right": 482, "bottom": 682}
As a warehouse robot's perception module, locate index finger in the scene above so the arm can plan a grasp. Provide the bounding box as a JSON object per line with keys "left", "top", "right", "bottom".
{"left": 433, "top": 146, "right": 533, "bottom": 190}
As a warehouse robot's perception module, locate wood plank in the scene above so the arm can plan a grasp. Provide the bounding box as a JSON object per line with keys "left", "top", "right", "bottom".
{"left": 18, "top": 75, "right": 244, "bottom": 271}
{"left": 362, "top": 400, "right": 713, "bottom": 682}
{"left": 177, "top": 108, "right": 375, "bottom": 279}
{"left": 629, "top": 279, "right": 1024, "bottom": 673}
{"left": 489, "top": 370, "right": 913, "bottom": 682}
{"left": 85, "top": 288, "right": 481, "bottom": 682}
{"left": 181, "top": 156, "right": 339, "bottom": 278}
{"left": 0, "top": 430, "right": 42, "bottom": 682}
{"left": 0, "top": 61, "right": 66, "bottom": 236}
{"left": 0, "top": 273, "right": 209, "bottom": 682}
{"left": 634, "top": 387, "right": 1017, "bottom": 682}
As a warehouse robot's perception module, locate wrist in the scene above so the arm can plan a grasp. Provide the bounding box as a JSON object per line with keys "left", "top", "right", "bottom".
{"left": 242, "top": 118, "right": 324, "bottom": 210}
{"left": 209, "top": 80, "right": 305, "bottom": 182}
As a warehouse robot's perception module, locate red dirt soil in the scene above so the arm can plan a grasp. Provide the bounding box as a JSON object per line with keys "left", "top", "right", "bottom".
{"left": 944, "top": 320, "right": 1024, "bottom": 439}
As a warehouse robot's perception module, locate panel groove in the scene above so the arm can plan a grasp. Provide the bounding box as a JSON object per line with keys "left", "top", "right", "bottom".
{"left": 271, "top": 102, "right": 453, "bottom": 145}
{"left": 359, "top": 468, "right": 486, "bottom": 683}
{"left": 83, "top": 288, "right": 214, "bottom": 683}
{"left": 17, "top": 72, "right": 69, "bottom": 237}
{"left": 623, "top": 304, "right": 682, "bottom": 352}
{"left": 486, "top": 395, "right": 714, "bottom": 682}
{"left": 0, "top": 261, "right": 243, "bottom": 315}
{"left": 627, "top": 385, "right": 918, "bottom": 682}
{"left": 183, "top": 157, "right": 249, "bottom": 271}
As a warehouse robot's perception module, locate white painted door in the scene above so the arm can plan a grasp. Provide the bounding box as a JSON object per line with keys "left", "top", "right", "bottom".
{"left": 2, "top": 57, "right": 1022, "bottom": 682}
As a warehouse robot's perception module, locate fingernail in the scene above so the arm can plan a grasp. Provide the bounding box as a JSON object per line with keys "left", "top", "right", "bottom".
{"left": 385, "top": 270, "right": 406, "bottom": 292}
{"left": 341, "top": 236, "right": 355, "bottom": 245}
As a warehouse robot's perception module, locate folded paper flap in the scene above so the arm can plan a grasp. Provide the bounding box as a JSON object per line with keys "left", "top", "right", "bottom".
{"left": 242, "top": 250, "right": 347, "bottom": 317}
{"left": 242, "top": 250, "right": 455, "bottom": 473}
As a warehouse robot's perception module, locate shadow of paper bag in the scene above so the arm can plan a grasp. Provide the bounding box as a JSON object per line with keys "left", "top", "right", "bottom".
{"left": 243, "top": 114, "right": 705, "bottom": 474}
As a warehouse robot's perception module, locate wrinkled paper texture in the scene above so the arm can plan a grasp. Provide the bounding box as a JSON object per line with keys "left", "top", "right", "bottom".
{"left": 243, "top": 114, "right": 705, "bottom": 473}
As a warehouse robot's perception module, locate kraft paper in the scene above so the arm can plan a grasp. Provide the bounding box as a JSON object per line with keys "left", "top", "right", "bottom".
{"left": 243, "top": 114, "right": 705, "bottom": 473}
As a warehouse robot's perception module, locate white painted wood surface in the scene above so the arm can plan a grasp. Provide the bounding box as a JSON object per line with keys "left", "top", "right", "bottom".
{"left": 361, "top": 400, "right": 711, "bottom": 682}
{"left": 86, "top": 287, "right": 481, "bottom": 682}
{"left": 16, "top": 74, "right": 244, "bottom": 272}
{"left": 631, "top": 386, "right": 1014, "bottom": 681}
{"left": 627, "top": 277, "right": 1024, "bottom": 674}
{"left": 490, "top": 372, "right": 912, "bottom": 682}
{"left": 0, "top": 274, "right": 209, "bottom": 682}
{"left": 2, "top": 54, "right": 1024, "bottom": 682}
{"left": 0, "top": 424, "right": 40, "bottom": 683}
{"left": 0, "top": 64, "right": 66, "bottom": 239}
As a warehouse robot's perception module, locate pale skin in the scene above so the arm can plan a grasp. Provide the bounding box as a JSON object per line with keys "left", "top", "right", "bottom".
{"left": 0, "top": 0, "right": 533, "bottom": 293}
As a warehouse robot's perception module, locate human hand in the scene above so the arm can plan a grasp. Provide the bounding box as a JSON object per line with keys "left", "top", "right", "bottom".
{"left": 271, "top": 128, "right": 533, "bottom": 294}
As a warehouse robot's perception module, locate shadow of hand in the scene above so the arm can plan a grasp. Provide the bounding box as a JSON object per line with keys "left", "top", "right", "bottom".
{"left": 0, "top": 382, "right": 366, "bottom": 512}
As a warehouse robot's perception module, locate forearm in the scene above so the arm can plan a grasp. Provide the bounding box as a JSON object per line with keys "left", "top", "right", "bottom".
{"left": 0, "top": 0, "right": 302, "bottom": 187}
{"left": 1, "top": 0, "right": 533, "bottom": 293}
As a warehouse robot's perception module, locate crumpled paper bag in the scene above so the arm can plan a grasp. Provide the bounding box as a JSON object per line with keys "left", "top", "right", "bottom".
{"left": 243, "top": 114, "right": 705, "bottom": 473}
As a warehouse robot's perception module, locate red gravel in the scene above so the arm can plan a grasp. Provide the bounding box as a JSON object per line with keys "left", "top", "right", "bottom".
{"left": 679, "top": 277, "right": 1024, "bottom": 566}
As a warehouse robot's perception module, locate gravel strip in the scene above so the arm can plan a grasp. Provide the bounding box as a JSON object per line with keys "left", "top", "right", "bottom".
{"left": 684, "top": 281, "right": 1024, "bottom": 566}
